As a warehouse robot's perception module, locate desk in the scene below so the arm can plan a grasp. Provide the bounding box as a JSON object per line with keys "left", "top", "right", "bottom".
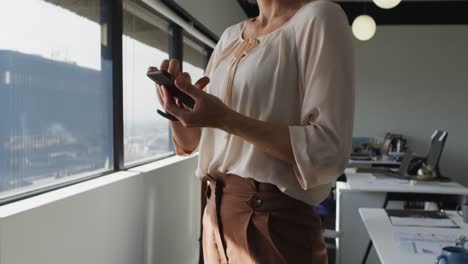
{"left": 348, "top": 159, "right": 401, "bottom": 169}
{"left": 359, "top": 208, "right": 468, "bottom": 264}
{"left": 335, "top": 173, "right": 468, "bottom": 264}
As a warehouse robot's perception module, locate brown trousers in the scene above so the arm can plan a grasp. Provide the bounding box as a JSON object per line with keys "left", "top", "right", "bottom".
{"left": 201, "top": 172, "right": 327, "bottom": 264}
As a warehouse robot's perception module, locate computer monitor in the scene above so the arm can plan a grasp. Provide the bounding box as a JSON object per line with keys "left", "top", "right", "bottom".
{"left": 427, "top": 130, "right": 448, "bottom": 175}
{"left": 381, "top": 135, "right": 392, "bottom": 155}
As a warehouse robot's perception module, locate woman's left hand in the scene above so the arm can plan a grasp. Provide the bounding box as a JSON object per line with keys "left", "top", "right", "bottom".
{"left": 160, "top": 72, "right": 232, "bottom": 129}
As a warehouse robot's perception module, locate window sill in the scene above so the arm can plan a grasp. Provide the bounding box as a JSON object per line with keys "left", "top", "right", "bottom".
{"left": 128, "top": 152, "right": 198, "bottom": 173}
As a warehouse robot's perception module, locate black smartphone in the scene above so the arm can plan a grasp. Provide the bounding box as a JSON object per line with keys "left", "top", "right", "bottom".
{"left": 146, "top": 70, "right": 195, "bottom": 121}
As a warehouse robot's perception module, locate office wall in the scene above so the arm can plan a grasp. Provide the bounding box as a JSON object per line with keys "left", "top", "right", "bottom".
{"left": 0, "top": 156, "right": 200, "bottom": 264}
{"left": 132, "top": 157, "right": 201, "bottom": 264}
{"left": 353, "top": 25, "right": 468, "bottom": 185}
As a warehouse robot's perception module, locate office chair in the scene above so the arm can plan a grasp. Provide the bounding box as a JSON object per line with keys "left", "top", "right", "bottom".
{"left": 314, "top": 188, "right": 342, "bottom": 251}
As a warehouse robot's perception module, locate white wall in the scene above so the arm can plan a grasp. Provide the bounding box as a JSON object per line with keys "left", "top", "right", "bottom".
{"left": 0, "top": 156, "right": 200, "bottom": 264}
{"left": 132, "top": 157, "right": 200, "bottom": 264}
{"left": 353, "top": 25, "right": 468, "bottom": 185}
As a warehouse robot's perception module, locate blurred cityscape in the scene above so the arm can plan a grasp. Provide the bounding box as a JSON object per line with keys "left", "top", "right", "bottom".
{"left": 124, "top": 118, "right": 172, "bottom": 165}
{"left": 0, "top": 50, "right": 171, "bottom": 196}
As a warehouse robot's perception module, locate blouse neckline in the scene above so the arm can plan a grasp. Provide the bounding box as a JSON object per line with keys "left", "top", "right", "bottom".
{"left": 239, "top": 0, "right": 316, "bottom": 42}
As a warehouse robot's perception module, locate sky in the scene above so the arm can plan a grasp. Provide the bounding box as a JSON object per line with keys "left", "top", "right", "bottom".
{"left": 0, "top": 0, "right": 101, "bottom": 70}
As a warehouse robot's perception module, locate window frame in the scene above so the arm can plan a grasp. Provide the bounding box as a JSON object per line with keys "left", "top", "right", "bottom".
{"left": 0, "top": 0, "right": 214, "bottom": 205}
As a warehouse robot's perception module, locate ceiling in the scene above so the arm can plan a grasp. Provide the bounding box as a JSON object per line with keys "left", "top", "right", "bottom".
{"left": 237, "top": 0, "right": 468, "bottom": 25}
{"left": 44, "top": 0, "right": 468, "bottom": 45}
{"left": 166, "top": 0, "right": 246, "bottom": 38}
{"left": 336, "top": 0, "right": 467, "bottom": 1}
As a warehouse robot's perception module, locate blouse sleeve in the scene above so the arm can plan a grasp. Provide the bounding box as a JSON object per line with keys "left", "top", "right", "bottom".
{"left": 288, "top": 3, "right": 354, "bottom": 189}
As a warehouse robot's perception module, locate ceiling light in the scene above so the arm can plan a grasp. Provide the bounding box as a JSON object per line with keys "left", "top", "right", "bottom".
{"left": 352, "top": 15, "right": 377, "bottom": 41}
{"left": 373, "top": 0, "right": 401, "bottom": 9}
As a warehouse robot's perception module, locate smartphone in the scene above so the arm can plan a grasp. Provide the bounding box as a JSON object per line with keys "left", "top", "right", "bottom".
{"left": 147, "top": 70, "right": 195, "bottom": 121}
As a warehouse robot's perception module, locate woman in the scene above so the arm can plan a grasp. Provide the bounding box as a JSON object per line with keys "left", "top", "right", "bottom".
{"left": 150, "top": 0, "right": 354, "bottom": 263}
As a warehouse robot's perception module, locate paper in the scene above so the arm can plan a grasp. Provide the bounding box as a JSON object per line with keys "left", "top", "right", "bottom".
{"left": 368, "top": 178, "right": 409, "bottom": 185}
{"left": 394, "top": 231, "right": 459, "bottom": 255}
{"left": 390, "top": 216, "right": 458, "bottom": 228}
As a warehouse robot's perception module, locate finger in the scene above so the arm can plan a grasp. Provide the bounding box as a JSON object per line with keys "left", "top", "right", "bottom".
{"left": 177, "top": 72, "right": 192, "bottom": 84}
{"left": 161, "top": 86, "right": 186, "bottom": 118}
{"left": 157, "top": 86, "right": 164, "bottom": 103}
{"left": 148, "top": 66, "right": 158, "bottom": 72}
{"left": 163, "top": 85, "right": 176, "bottom": 103}
{"left": 175, "top": 75, "right": 202, "bottom": 100}
{"left": 161, "top": 85, "right": 178, "bottom": 111}
{"left": 158, "top": 85, "right": 163, "bottom": 95}
{"left": 168, "top": 59, "right": 180, "bottom": 77}
{"left": 176, "top": 99, "right": 191, "bottom": 110}
{"left": 167, "top": 105, "right": 190, "bottom": 124}
{"left": 160, "top": 60, "right": 169, "bottom": 72}
{"left": 165, "top": 100, "right": 185, "bottom": 119}
{"left": 175, "top": 98, "right": 184, "bottom": 108}
{"left": 194, "top": 76, "right": 210, "bottom": 90}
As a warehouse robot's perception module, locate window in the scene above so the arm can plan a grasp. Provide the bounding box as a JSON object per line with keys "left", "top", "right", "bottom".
{"left": 0, "top": 0, "right": 214, "bottom": 202}
{"left": 183, "top": 33, "right": 207, "bottom": 85}
{"left": 123, "top": 1, "right": 173, "bottom": 166}
{"left": 0, "top": 0, "right": 113, "bottom": 198}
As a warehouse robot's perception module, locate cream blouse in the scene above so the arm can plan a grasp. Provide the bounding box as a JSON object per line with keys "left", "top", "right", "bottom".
{"left": 173, "top": 0, "right": 354, "bottom": 205}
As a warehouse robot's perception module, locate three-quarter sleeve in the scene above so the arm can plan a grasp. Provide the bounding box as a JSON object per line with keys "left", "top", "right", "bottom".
{"left": 288, "top": 3, "right": 354, "bottom": 190}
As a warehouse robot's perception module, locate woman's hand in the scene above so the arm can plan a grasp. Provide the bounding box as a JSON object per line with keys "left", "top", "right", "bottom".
{"left": 160, "top": 72, "right": 233, "bottom": 129}
{"left": 150, "top": 59, "right": 210, "bottom": 111}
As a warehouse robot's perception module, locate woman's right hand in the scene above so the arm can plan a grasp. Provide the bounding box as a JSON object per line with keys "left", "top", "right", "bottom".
{"left": 149, "top": 59, "right": 210, "bottom": 111}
